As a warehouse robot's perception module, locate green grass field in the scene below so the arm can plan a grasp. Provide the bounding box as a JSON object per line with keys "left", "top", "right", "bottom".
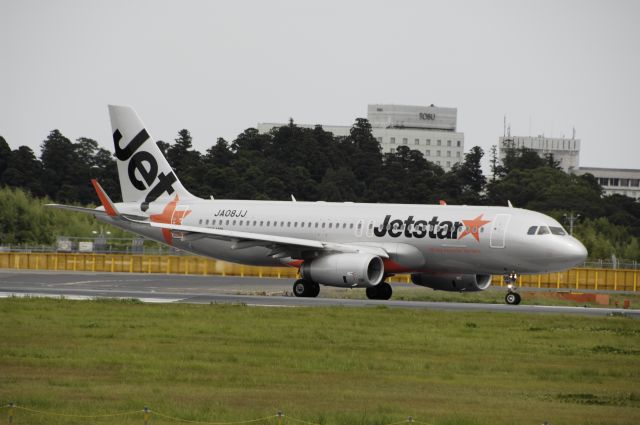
{"left": 1, "top": 298, "right": 639, "bottom": 425}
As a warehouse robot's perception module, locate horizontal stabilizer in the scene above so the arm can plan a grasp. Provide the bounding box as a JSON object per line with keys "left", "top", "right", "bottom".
{"left": 45, "top": 204, "right": 107, "bottom": 216}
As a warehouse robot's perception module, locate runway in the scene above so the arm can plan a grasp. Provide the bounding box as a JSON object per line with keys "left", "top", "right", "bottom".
{"left": 1, "top": 270, "right": 638, "bottom": 317}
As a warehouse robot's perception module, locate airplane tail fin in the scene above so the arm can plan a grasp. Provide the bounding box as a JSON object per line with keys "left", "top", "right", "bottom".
{"left": 108, "top": 105, "right": 196, "bottom": 211}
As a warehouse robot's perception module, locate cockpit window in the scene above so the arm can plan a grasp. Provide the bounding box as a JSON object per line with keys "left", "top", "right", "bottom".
{"left": 537, "top": 226, "right": 550, "bottom": 235}
{"left": 550, "top": 226, "right": 567, "bottom": 236}
{"left": 527, "top": 226, "right": 537, "bottom": 235}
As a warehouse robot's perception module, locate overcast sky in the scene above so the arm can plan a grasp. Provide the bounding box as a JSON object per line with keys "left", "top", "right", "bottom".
{"left": 1, "top": 0, "right": 639, "bottom": 170}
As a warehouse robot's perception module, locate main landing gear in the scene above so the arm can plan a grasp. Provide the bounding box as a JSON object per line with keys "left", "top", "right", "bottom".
{"left": 293, "top": 279, "right": 320, "bottom": 298}
{"left": 366, "top": 282, "right": 393, "bottom": 300}
{"left": 504, "top": 272, "right": 521, "bottom": 305}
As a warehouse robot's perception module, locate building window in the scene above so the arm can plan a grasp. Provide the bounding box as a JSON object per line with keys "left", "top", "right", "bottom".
{"left": 402, "top": 138, "right": 408, "bottom": 145}
{"left": 390, "top": 148, "right": 394, "bottom": 153}
{"left": 436, "top": 150, "right": 441, "bottom": 156}
{"left": 457, "top": 140, "right": 461, "bottom": 147}
{"left": 456, "top": 151, "right": 461, "bottom": 158}
{"left": 447, "top": 140, "right": 451, "bottom": 147}
{"left": 377, "top": 137, "right": 382, "bottom": 143}
{"left": 415, "top": 138, "right": 420, "bottom": 145}
{"left": 631, "top": 179, "right": 640, "bottom": 187}
{"left": 437, "top": 140, "right": 441, "bottom": 146}
{"left": 621, "top": 179, "right": 630, "bottom": 187}
{"left": 390, "top": 137, "right": 395, "bottom": 144}
{"left": 426, "top": 150, "right": 430, "bottom": 156}
{"left": 446, "top": 161, "right": 451, "bottom": 167}
{"left": 611, "top": 178, "right": 620, "bottom": 186}
{"left": 436, "top": 161, "right": 441, "bottom": 165}
{"left": 447, "top": 151, "right": 451, "bottom": 157}
{"left": 426, "top": 139, "right": 431, "bottom": 145}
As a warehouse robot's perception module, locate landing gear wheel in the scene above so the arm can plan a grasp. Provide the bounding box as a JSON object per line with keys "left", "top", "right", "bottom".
{"left": 505, "top": 292, "right": 521, "bottom": 305}
{"left": 366, "top": 282, "right": 392, "bottom": 300}
{"left": 293, "top": 279, "right": 320, "bottom": 298}
{"left": 309, "top": 282, "right": 320, "bottom": 297}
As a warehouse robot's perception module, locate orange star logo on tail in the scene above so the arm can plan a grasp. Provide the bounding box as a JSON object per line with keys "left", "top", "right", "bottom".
{"left": 150, "top": 195, "right": 192, "bottom": 245}
{"left": 458, "top": 214, "right": 491, "bottom": 242}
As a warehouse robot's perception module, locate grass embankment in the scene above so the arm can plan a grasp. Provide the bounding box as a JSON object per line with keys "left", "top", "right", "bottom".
{"left": 1, "top": 298, "right": 639, "bottom": 425}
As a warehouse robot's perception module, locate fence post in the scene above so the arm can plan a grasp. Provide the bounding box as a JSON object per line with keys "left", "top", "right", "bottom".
{"left": 575, "top": 270, "right": 579, "bottom": 290}
{"left": 407, "top": 416, "right": 413, "bottom": 425}
{"left": 8, "top": 402, "right": 14, "bottom": 424}
{"left": 277, "top": 410, "right": 284, "bottom": 425}
{"left": 144, "top": 406, "right": 150, "bottom": 425}
{"left": 595, "top": 270, "right": 599, "bottom": 291}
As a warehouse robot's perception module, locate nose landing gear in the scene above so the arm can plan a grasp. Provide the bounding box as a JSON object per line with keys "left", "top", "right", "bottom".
{"left": 504, "top": 272, "right": 521, "bottom": 305}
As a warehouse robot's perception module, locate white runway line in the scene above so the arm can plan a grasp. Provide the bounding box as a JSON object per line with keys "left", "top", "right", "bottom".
{"left": 0, "top": 291, "right": 185, "bottom": 303}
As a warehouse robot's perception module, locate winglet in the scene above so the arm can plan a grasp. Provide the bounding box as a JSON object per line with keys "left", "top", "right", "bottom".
{"left": 91, "top": 179, "right": 119, "bottom": 217}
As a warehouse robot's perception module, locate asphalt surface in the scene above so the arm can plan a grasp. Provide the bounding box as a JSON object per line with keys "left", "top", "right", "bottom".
{"left": 0, "top": 270, "right": 638, "bottom": 317}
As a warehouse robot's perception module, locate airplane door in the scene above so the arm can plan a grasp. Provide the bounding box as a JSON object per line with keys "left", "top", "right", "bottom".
{"left": 490, "top": 214, "right": 510, "bottom": 248}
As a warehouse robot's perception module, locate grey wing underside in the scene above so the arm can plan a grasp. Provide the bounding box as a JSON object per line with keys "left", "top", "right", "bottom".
{"left": 149, "top": 222, "right": 389, "bottom": 260}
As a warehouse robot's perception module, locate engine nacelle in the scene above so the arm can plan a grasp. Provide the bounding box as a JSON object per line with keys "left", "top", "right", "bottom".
{"left": 301, "top": 253, "right": 384, "bottom": 288}
{"left": 411, "top": 273, "right": 492, "bottom": 292}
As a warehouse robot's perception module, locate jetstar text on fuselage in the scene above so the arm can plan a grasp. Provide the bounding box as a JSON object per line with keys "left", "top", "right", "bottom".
{"left": 374, "top": 215, "right": 488, "bottom": 241}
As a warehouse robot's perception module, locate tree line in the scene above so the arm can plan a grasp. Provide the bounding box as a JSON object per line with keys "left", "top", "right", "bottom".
{"left": 0, "top": 118, "right": 639, "bottom": 260}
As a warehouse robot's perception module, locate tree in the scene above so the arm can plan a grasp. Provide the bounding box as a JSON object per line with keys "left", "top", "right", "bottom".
{"left": 0, "top": 136, "right": 11, "bottom": 181}
{"left": 40, "top": 129, "right": 87, "bottom": 202}
{"left": 1, "top": 146, "right": 43, "bottom": 196}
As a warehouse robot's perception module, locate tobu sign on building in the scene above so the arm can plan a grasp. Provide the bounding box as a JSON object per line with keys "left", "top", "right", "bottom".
{"left": 367, "top": 104, "right": 457, "bottom": 131}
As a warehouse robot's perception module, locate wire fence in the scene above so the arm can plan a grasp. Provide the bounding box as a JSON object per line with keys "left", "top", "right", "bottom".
{"left": 0, "top": 403, "right": 434, "bottom": 425}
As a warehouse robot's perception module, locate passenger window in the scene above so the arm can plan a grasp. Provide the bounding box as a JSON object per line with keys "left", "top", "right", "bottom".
{"left": 294, "top": 222, "right": 298, "bottom": 227}
{"left": 537, "top": 226, "right": 550, "bottom": 235}
{"left": 315, "top": 223, "right": 318, "bottom": 228}
{"left": 267, "top": 221, "right": 270, "bottom": 226}
{"left": 287, "top": 222, "right": 291, "bottom": 227}
{"left": 343, "top": 223, "right": 347, "bottom": 229}
{"left": 199, "top": 219, "right": 202, "bottom": 225}
{"left": 225, "top": 220, "right": 229, "bottom": 225}
{"left": 350, "top": 223, "right": 354, "bottom": 229}
{"left": 550, "top": 227, "right": 566, "bottom": 236}
{"left": 239, "top": 220, "right": 243, "bottom": 226}
{"left": 301, "top": 222, "right": 305, "bottom": 228}
{"left": 322, "top": 223, "right": 326, "bottom": 228}
{"left": 329, "top": 223, "right": 333, "bottom": 228}
{"left": 253, "top": 221, "right": 257, "bottom": 226}
{"left": 527, "top": 226, "right": 537, "bottom": 235}
{"left": 260, "top": 221, "right": 263, "bottom": 226}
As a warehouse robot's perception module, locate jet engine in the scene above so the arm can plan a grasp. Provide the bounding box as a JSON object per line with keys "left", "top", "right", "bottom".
{"left": 411, "top": 273, "right": 492, "bottom": 292}
{"left": 301, "top": 253, "right": 384, "bottom": 288}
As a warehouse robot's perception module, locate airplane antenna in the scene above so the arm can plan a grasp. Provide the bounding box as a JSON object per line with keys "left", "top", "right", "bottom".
{"left": 507, "top": 200, "right": 513, "bottom": 208}
{"left": 503, "top": 115, "right": 506, "bottom": 137}
{"left": 291, "top": 194, "right": 297, "bottom": 202}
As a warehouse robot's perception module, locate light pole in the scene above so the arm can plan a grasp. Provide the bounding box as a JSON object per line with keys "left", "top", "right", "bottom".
{"left": 92, "top": 227, "right": 112, "bottom": 252}
{"left": 563, "top": 212, "right": 580, "bottom": 236}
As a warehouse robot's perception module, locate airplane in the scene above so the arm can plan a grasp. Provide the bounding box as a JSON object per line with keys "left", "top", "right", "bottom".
{"left": 48, "top": 105, "right": 588, "bottom": 305}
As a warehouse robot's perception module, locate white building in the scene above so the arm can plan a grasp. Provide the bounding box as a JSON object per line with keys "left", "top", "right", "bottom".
{"left": 498, "top": 135, "right": 580, "bottom": 172}
{"left": 574, "top": 167, "right": 640, "bottom": 200}
{"left": 258, "top": 104, "right": 465, "bottom": 171}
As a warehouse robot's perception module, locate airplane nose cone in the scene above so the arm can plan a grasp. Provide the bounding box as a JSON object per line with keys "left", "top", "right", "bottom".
{"left": 566, "top": 237, "right": 588, "bottom": 266}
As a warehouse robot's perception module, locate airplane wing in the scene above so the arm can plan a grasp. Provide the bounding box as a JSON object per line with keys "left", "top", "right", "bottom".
{"left": 148, "top": 221, "right": 389, "bottom": 260}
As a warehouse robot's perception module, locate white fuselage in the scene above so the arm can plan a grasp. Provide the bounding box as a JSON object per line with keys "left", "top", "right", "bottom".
{"left": 99, "top": 198, "right": 587, "bottom": 276}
